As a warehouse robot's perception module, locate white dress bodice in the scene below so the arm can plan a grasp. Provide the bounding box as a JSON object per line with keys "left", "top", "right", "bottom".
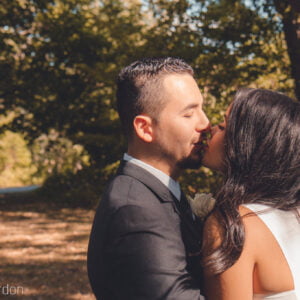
{"left": 243, "top": 204, "right": 300, "bottom": 300}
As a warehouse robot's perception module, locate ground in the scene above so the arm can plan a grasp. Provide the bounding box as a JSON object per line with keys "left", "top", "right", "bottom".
{"left": 0, "top": 192, "right": 96, "bottom": 300}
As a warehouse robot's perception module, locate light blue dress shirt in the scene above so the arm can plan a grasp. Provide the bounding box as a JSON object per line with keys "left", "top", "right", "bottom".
{"left": 123, "top": 153, "right": 181, "bottom": 201}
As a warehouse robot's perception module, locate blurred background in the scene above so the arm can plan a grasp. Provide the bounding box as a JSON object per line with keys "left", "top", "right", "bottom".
{"left": 0, "top": 0, "right": 299, "bottom": 298}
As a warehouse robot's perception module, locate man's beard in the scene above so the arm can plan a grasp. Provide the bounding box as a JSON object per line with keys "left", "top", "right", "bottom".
{"left": 154, "top": 142, "right": 203, "bottom": 171}
{"left": 176, "top": 153, "right": 203, "bottom": 170}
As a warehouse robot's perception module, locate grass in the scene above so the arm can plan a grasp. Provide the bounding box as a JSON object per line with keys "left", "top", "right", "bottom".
{"left": 0, "top": 192, "right": 96, "bottom": 299}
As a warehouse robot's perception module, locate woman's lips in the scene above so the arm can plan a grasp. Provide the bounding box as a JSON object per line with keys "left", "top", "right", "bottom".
{"left": 193, "top": 129, "right": 211, "bottom": 152}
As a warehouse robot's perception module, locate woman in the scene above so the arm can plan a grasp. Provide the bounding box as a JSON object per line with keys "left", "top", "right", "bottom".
{"left": 201, "top": 88, "right": 300, "bottom": 299}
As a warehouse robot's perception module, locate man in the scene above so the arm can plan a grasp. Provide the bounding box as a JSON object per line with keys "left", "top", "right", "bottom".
{"left": 87, "top": 57, "right": 210, "bottom": 299}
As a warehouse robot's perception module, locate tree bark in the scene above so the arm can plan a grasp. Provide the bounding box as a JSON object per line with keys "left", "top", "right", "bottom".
{"left": 273, "top": 0, "right": 300, "bottom": 100}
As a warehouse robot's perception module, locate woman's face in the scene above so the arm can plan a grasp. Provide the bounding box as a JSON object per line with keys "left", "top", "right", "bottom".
{"left": 202, "top": 105, "right": 231, "bottom": 172}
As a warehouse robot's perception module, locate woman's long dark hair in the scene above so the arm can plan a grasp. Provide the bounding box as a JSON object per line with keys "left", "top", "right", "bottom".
{"left": 202, "top": 88, "right": 300, "bottom": 275}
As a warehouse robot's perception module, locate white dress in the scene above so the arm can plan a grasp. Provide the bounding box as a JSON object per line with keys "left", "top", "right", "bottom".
{"left": 243, "top": 204, "right": 300, "bottom": 300}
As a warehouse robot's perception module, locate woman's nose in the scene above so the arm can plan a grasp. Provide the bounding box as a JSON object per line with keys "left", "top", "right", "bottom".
{"left": 211, "top": 125, "right": 220, "bottom": 136}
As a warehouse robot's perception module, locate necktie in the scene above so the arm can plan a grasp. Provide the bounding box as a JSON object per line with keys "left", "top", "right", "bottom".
{"left": 179, "top": 192, "right": 194, "bottom": 220}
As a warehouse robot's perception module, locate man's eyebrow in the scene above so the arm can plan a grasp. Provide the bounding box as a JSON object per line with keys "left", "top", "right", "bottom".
{"left": 180, "top": 103, "right": 199, "bottom": 113}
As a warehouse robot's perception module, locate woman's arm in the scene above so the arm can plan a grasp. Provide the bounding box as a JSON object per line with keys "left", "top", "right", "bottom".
{"left": 202, "top": 207, "right": 256, "bottom": 300}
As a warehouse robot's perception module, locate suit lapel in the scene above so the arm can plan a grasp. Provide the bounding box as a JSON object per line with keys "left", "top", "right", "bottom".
{"left": 117, "top": 160, "right": 175, "bottom": 204}
{"left": 117, "top": 160, "right": 202, "bottom": 247}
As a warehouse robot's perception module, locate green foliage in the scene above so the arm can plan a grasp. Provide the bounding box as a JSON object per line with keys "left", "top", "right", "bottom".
{"left": 0, "top": 131, "right": 35, "bottom": 187}
{"left": 180, "top": 168, "right": 223, "bottom": 197}
{"left": 39, "top": 161, "right": 120, "bottom": 207}
{"left": 0, "top": 0, "right": 298, "bottom": 203}
{"left": 0, "top": 129, "right": 92, "bottom": 189}
{"left": 1, "top": 0, "right": 142, "bottom": 163}
{"left": 31, "top": 129, "right": 90, "bottom": 179}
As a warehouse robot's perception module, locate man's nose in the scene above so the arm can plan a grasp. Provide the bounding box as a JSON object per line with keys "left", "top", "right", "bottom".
{"left": 196, "top": 111, "right": 210, "bottom": 131}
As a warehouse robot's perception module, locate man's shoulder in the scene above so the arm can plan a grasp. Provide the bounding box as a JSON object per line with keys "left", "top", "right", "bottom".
{"left": 98, "top": 173, "right": 181, "bottom": 236}
{"left": 103, "top": 173, "right": 160, "bottom": 209}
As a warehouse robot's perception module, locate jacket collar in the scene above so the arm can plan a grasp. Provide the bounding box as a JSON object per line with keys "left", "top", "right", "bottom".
{"left": 117, "top": 160, "right": 203, "bottom": 247}
{"left": 117, "top": 160, "right": 177, "bottom": 203}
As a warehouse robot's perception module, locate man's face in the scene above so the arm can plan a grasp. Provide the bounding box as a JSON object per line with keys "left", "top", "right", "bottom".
{"left": 152, "top": 73, "right": 210, "bottom": 173}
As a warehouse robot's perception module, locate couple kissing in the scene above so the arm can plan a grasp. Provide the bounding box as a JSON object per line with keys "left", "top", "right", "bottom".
{"left": 87, "top": 57, "right": 300, "bottom": 300}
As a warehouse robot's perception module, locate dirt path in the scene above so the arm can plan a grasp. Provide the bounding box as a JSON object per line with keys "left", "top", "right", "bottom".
{"left": 0, "top": 193, "right": 96, "bottom": 299}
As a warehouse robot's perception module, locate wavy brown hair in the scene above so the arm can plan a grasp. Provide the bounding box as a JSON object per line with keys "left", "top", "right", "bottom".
{"left": 202, "top": 88, "right": 300, "bottom": 275}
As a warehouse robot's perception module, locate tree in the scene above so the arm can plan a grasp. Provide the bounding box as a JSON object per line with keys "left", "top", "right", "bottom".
{"left": 261, "top": 0, "right": 300, "bottom": 100}
{"left": 0, "top": 0, "right": 297, "bottom": 201}
{"left": 0, "top": 131, "right": 35, "bottom": 187}
{"left": 144, "top": 0, "right": 299, "bottom": 100}
{"left": 0, "top": 0, "right": 145, "bottom": 169}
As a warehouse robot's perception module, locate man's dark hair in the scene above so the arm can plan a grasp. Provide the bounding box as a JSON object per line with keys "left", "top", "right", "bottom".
{"left": 116, "top": 57, "right": 194, "bottom": 139}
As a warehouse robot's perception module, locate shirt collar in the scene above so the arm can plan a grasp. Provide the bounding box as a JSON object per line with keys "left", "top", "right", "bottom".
{"left": 123, "top": 153, "right": 181, "bottom": 201}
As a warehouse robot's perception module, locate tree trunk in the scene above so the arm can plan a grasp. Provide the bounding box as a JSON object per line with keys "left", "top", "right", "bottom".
{"left": 274, "top": 0, "right": 300, "bottom": 100}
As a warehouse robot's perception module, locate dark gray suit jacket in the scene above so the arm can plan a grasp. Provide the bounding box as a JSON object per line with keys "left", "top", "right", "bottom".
{"left": 87, "top": 160, "right": 203, "bottom": 299}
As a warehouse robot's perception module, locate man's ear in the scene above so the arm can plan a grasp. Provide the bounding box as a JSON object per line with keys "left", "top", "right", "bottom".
{"left": 133, "top": 115, "right": 154, "bottom": 143}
